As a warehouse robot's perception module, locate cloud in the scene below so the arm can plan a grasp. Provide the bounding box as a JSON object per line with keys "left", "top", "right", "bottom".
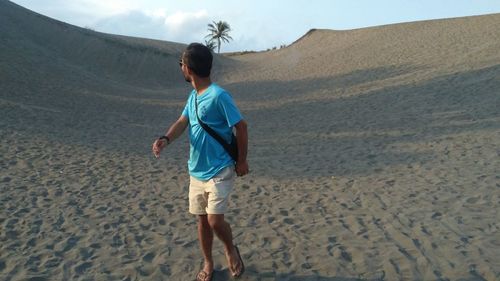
{"left": 91, "top": 9, "right": 210, "bottom": 45}
{"left": 164, "top": 10, "right": 209, "bottom": 35}
{"left": 12, "top": 0, "right": 269, "bottom": 51}
{"left": 92, "top": 10, "right": 165, "bottom": 40}
{"left": 91, "top": 8, "right": 288, "bottom": 52}
{"left": 70, "top": 0, "right": 139, "bottom": 16}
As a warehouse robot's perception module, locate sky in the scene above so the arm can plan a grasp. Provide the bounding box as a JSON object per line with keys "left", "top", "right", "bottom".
{"left": 10, "top": 0, "right": 500, "bottom": 52}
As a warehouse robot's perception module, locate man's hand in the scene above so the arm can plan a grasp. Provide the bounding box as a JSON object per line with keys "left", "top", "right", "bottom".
{"left": 152, "top": 138, "right": 167, "bottom": 158}
{"left": 235, "top": 160, "right": 249, "bottom": 177}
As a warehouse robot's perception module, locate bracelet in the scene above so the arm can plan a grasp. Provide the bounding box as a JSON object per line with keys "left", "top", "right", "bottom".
{"left": 159, "top": 135, "right": 170, "bottom": 144}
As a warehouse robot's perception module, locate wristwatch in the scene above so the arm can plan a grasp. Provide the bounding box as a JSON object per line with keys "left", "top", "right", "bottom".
{"left": 159, "top": 135, "right": 170, "bottom": 144}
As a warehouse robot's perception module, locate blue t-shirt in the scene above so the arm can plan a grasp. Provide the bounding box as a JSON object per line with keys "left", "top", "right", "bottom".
{"left": 181, "top": 83, "right": 243, "bottom": 181}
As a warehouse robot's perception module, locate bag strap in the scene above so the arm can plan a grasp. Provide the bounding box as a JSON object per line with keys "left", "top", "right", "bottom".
{"left": 195, "top": 95, "right": 236, "bottom": 158}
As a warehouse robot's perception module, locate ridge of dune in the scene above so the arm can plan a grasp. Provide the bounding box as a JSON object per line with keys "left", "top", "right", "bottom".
{"left": 221, "top": 13, "right": 500, "bottom": 84}
{"left": 290, "top": 13, "right": 500, "bottom": 47}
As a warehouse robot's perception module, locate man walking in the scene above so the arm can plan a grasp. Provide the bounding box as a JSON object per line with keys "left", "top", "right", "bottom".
{"left": 152, "top": 43, "right": 248, "bottom": 281}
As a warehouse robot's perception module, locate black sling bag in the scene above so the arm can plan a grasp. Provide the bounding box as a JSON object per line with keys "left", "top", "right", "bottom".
{"left": 195, "top": 96, "right": 238, "bottom": 161}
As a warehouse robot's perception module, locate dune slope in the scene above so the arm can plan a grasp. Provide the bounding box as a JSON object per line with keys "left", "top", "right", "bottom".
{"left": 1, "top": 1, "right": 499, "bottom": 280}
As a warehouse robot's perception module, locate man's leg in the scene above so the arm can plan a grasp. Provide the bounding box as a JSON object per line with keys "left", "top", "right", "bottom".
{"left": 197, "top": 215, "right": 214, "bottom": 278}
{"left": 198, "top": 215, "right": 214, "bottom": 274}
{"left": 207, "top": 214, "right": 243, "bottom": 277}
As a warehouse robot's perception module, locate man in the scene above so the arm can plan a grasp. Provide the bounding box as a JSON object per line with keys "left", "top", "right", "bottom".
{"left": 152, "top": 43, "right": 248, "bottom": 281}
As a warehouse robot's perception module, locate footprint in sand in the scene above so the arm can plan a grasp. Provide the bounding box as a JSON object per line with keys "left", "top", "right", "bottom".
{"left": 137, "top": 265, "right": 154, "bottom": 277}
{"left": 25, "top": 277, "right": 47, "bottom": 281}
{"left": 431, "top": 212, "right": 442, "bottom": 219}
{"left": 301, "top": 262, "right": 312, "bottom": 269}
{"left": 62, "top": 236, "right": 80, "bottom": 252}
{"left": 335, "top": 245, "right": 352, "bottom": 263}
{"left": 160, "top": 264, "right": 171, "bottom": 275}
{"left": 465, "top": 196, "right": 480, "bottom": 204}
{"left": 420, "top": 225, "right": 432, "bottom": 235}
{"left": 74, "top": 261, "right": 92, "bottom": 275}
{"left": 23, "top": 256, "right": 40, "bottom": 276}
{"left": 111, "top": 234, "right": 123, "bottom": 247}
{"left": 79, "top": 248, "right": 94, "bottom": 260}
{"left": 43, "top": 257, "right": 62, "bottom": 269}
{"left": 327, "top": 236, "right": 338, "bottom": 256}
{"left": 142, "top": 252, "right": 156, "bottom": 263}
{"left": 26, "top": 237, "right": 37, "bottom": 247}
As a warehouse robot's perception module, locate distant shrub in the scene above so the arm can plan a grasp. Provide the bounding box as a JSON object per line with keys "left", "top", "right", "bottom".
{"left": 225, "top": 50, "right": 257, "bottom": 56}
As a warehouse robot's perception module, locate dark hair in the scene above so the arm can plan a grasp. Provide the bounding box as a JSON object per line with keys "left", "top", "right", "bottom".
{"left": 182, "top": 43, "right": 213, "bottom": 77}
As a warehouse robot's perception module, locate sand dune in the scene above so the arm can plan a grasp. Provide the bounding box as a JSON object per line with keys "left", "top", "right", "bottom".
{"left": 1, "top": 0, "right": 499, "bottom": 280}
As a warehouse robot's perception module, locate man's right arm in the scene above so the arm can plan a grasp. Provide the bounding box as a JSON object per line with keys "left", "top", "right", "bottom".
{"left": 164, "top": 115, "right": 189, "bottom": 142}
{"left": 152, "top": 115, "right": 189, "bottom": 158}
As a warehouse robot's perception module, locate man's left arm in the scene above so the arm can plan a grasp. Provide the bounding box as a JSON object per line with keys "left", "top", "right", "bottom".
{"left": 234, "top": 120, "right": 249, "bottom": 177}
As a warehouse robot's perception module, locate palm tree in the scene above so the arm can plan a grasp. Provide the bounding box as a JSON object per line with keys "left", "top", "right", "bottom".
{"left": 206, "top": 21, "right": 233, "bottom": 53}
{"left": 204, "top": 39, "right": 217, "bottom": 52}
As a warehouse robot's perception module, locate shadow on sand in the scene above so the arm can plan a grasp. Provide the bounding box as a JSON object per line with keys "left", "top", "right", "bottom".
{"left": 226, "top": 63, "right": 500, "bottom": 179}
{"left": 2, "top": 63, "right": 499, "bottom": 179}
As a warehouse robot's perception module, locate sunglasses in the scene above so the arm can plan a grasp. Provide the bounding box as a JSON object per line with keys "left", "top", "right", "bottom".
{"left": 179, "top": 59, "right": 196, "bottom": 72}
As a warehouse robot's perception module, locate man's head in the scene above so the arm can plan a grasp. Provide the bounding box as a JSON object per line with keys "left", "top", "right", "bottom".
{"left": 180, "top": 43, "right": 213, "bottom": 82}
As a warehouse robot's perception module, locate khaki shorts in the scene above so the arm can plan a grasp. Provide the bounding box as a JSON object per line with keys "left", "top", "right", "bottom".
{"left": 189, "top": 166, "right": 236, "bottom": 215}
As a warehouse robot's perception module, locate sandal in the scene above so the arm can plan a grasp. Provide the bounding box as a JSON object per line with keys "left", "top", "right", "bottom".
{"left": 232, "top": 245, "right": 245, "bottom": 278}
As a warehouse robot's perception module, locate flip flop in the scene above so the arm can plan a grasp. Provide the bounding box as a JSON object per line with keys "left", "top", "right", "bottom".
{"left": 233, "top": 245, "right": 245, "bottom": 278}
{"left": 196, "top": 270, "right": 213, "bottom": 281}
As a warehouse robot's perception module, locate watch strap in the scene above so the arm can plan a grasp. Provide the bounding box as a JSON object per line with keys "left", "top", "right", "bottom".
{"left": 159, "top": 135, "right": 170, "bottom": 144}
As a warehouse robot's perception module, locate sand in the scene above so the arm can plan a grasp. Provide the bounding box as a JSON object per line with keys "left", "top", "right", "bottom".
{"left": 1, "top": 0, "right": 500, "bottom": 280}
